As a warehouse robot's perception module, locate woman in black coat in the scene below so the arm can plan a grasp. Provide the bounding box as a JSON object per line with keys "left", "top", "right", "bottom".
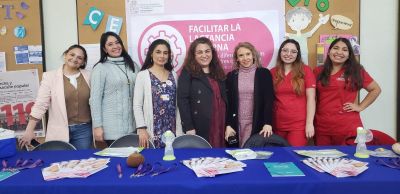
{"left": 177, "top": 37, "right": 227, "bottom": 148}
{"left": 225, "top": 42, "right": 274, "bottom": 147}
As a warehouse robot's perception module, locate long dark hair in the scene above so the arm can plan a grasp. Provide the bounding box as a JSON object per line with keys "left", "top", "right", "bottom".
{"left": 182, "top": 37, "right": 225, "bottom": 80}
{"left": 274, "top": 39, "right": 305, "bottom": 96}
{"left": 62, "top": 44, "right": 88, "bottom": 69}
{"left": 141, "top": 39, "right": 173, "bottom": 71}
{"left": 318, "top": 38, "right": 363, "bottom": 90}
{"left": 96, "top": 31, "right": 135, "bottom": 71}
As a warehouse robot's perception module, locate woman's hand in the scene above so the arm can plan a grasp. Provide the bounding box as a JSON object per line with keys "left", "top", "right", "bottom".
{"left": 225, "top": 126, "right": 236, "bottom": 141}
{"left": 93, "top": 127, "right": 104, "bottom": 142}
{"left": 259, "top": 125, "right": 273, "bottom": 137}
{"left": 18, "top": 119, "right": 38, "bottom": 149}
{"left": 343, "top": 102, "right": 362, "bottom": 112}
{"left": 305, "top": 123, "right": 315, "bottom": 139}
{"left": 18, "top": 130, "right": 35, "bottom": 148}
{"left": 186, "top": 129, "right": 196, "bottom": 135}
{"left": 137, "top": 128, "right": 150, "bottom": 148}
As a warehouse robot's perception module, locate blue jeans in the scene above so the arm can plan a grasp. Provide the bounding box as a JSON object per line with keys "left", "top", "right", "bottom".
{"left": 69, "top": 122, "right": 93, "bottom": 149}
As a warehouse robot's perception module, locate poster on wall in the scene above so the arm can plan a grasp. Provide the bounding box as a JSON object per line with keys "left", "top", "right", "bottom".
{"left": 0, "top": 69, "right": 45, "bottom": 137}
{"left": 319, "top": 34, "right": 360, "bottom": 62}
{"left": 82, "top": 44, "right": 101, "bottom": 71}
{"left": 0, "top": 52, "right": 6, "bottom": 72}
{"left": 125, "top": 0, "right": 285, "bottom": 72}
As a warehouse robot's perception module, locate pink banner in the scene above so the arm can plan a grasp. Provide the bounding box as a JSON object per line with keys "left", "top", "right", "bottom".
{"left": 138, "top": 18, "right": 274, "bottom": 72}
{"left": 126, "top": 0, "right": 285, "bottom": 72}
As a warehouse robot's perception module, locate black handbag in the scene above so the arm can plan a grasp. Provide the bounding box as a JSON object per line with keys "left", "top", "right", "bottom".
{"left": 227, "top": 135, "right": 239, "bottom": 147}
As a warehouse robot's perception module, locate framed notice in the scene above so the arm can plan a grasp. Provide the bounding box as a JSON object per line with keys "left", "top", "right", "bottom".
{"left": 0, "top": 69, "right": 45, "bottom": 137}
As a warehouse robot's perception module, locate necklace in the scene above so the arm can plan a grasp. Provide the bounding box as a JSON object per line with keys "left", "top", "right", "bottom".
{"left": 116, "top": 64, "right": 132, "bottom": 98}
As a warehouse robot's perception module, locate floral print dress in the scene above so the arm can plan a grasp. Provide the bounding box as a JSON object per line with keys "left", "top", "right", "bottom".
{"left": 150, "top": 72, "right": 177, "bottom": 148}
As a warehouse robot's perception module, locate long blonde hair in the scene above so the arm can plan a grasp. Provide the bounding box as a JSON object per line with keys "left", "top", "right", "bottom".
{"left": 233, "top": 42, "right": 261, "bottom": 69}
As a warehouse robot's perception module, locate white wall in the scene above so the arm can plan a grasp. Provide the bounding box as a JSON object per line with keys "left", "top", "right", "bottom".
{"left": 42, "top": 1, "right": 399, "bottom": 138}
{"left": 42, "top": 0, "right": 78, "bottom": 71}
{"left": 360, "top": 0, "right": 398, "bottom": 138}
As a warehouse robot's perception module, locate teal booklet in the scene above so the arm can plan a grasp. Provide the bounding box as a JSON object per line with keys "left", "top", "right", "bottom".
{"left": 0, "top": 170, "right": 19, "bottom": 181}
{"left": 264, "top": 162, "right": 305, "bottom": 177}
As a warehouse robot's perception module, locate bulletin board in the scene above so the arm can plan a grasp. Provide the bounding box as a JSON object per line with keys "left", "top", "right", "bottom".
{"left": 76, "top": 0, "right": 360, "bottom": 68}
{"left": 76, "top": 0, "right": 127, "bottom": 44}
{"left": 0, "top": 0, "right": 45, "bottom": 73}
{"left": 285, "top": 0, "right": 360, "bottom": 68}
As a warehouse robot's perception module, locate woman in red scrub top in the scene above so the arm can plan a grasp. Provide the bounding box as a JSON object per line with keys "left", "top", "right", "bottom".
{"left": 271, "top": 39, "right": 316, "bottom": 146}
{"left": 314, "top": 38, "right": 381, "bottom": 146}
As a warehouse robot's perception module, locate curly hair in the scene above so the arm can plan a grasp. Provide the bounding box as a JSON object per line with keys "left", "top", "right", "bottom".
{"left": 182, "top": 37, "right": 226, "bottom": 80}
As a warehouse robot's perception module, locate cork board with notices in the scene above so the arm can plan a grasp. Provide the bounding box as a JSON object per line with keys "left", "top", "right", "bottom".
{"left": 76, "top": 0, "right": 360, "bottom": 68}
{"left": 76, "top": 0, "right": 127, "bottom": 44}
{"left": 285, "top": 0, "right": 360, "bottom": 68}
{"left": 0, "top": 0, "right": 45, "bottom": 74}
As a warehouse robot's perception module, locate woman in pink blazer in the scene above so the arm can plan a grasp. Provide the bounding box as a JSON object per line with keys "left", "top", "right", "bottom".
{"left": 19, "top": 45, "right": 93, "bottom": 149}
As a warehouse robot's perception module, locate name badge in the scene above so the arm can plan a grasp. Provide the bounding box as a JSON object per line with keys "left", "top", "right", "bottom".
{"left": 160, "top": 94, "right": 170, "bottom": 101}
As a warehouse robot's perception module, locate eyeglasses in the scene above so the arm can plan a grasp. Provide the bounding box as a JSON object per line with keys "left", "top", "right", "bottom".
{"left": 281, "top": 49, "right": 298, "bottom": 55}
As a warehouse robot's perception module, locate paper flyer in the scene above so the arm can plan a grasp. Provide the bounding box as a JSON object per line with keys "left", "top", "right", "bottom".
{"left": 14, "top": 45, "right": 29, "bottom": 64}
{"left": 81, "top": 44, "right": 100, "bottom": 71}
{"left": 28, "top": 45, "right": 42, "bottom": 64}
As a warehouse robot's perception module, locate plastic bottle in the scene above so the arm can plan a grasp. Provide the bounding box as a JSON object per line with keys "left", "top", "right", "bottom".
{"left": 354, "top": 127, "right": 370, "bottom": 158}
{"left": 162, "top": 130, "right": 176, "bottom": 161}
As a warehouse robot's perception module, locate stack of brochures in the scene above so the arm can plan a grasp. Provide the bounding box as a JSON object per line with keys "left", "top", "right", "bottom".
{"left": 302, "top": 157, "right": 368, "bottom": 178}
{"left": 41, "top": 158, "right": 110, "bottom": 181}
{"left": 293, "top": 149, "right": 368, "bottom": 177}
{"left": 181, "top": 157, "right": 246, "bottom": 177}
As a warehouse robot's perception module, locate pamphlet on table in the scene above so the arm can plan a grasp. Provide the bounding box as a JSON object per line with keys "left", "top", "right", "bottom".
{"left": 42, "top": 158, "right": 110, "bottom": 181}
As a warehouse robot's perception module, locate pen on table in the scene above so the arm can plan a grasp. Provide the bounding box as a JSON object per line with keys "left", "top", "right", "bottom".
{"left": 2, "top": 160, "right": 7, "bottom": 169}
{"left": 117, "top": 163, "right": 122, "bottom": 178}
